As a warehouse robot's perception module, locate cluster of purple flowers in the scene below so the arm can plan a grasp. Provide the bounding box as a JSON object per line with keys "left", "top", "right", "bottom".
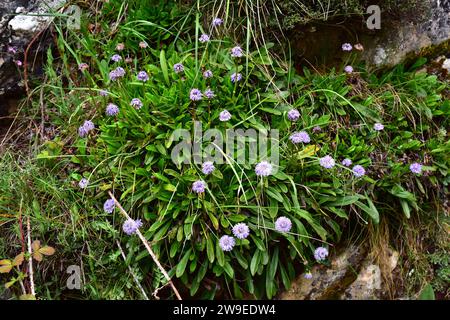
{"left": 342, "top": 158, "right": 352, "bottom": 167}
{"left": 219, "top": 222, "right": 250, "bottom": 252}
{"left": 199, "top": 34, "right": 210, "bottom": 43}
{"left": 201, "top": 161, "right": 215, "bottom": 175}
{"left": 219, "top": 110, "right": 231, "bottom": 122}
{"left": 410, "top": 162, "right": 422, "bottom": 174}
{"left": 173, "top": 63, "right": 184, "bottom": 73}
{"left": 111, "top": 54, "right": 122, "bottom": 62}
{"left": 78, "top": 120, "right": 95, "bottom": 138}
{"left": 319, "top": 155, "right": 336, "bottom": 169}
{"left": 203, "top": 70, "right": 213, "bottom": 78}
{"left": 192, "top": 180, "right": 207, "bottom": 193}
{"left": 212, "top": 17, "right": 223, "bottom": 27}
{"left": 190, "top": 88, "right": 203, "bottom": 101}
{"left": 204, "top": 88, "right": 215, "bottom": 99}
{"left": 106, "top": 103, "right": 119, "bottom": 116}
{"left": 79, "top": 178, "right": 89, "bottom": 189}
{"left": 109, "top": 67, "right": 125, "bottom": 81}
{"left": 314, "top": 247, "right": 329, "bottom": 262}
{"left": 230, "top": 72, "right": 242, "bottom": 83}
{"left": 352, "top": 165, "right": 366, "bottom": 178}
{"left": 344, "top": 65, "right": 354, "bottom": 73}
{"left": 231, "top": 46, "right": 244, "bottom": 58}
{"left": 130, "top": 98, "right": 143, "bottom": 109}
{"left": 78, "top": 63, "right": 89, "bottom": 71}
{"left": 103, "top": 198, "right": 115, "bottom": 213}
{"left": 287, "top": 109, "right": 300, "bottom": 121}
{"left": 374, "top": 123, "right": 384, "bottom": 131}
{"left": 275, "top": 216, "right": 292, "bottom": 233}
{"left": 290, "top": 131, "right": 310, "bottom": 144}
{"left": 255, "top": 161, "right": 273, "bottom": 177}
{"left": 137, "top": 71, "right": 149, "bottom": 82}
{"left": 122, "top": 218, "right": 143, "bottom": 235}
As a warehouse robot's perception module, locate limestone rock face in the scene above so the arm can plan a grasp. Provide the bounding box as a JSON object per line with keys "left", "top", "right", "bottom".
{"left": 279, "top": 245, "right": 401, "bottom": 300}
{"left": 0, "top": 0, "right": 65, "bottom": 112}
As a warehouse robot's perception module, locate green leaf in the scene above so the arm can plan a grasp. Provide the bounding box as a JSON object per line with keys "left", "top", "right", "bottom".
{"left": 160, "top": 50, "right": 170, "bottom": 86}
{"left": 250, "top": 250, "right": 261, "bottom": 276}
{"left": 206, "top": 236, "right": 215, "bottom": 263}
{"left": 419, "top": 284, "right": 435, "bottom": 300}
{"left": 175, "top": 249, "right": 192, "bottom": 278}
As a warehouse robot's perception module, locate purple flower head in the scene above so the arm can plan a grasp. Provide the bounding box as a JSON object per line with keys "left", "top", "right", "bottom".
{"left": 287, "top": 109, "right": 300, "bottom": 121}
{"left": 275, "top": 216, "right": 292, "bottom": 233}
{"left": 231, "top": 72, "right": 242, "bottom": 83}
{"left": 123, "top": 218, "right": 143, "bottom": 235}
{"left": 192, "top": 180, "right": 207, "bottom": 194}
{"left": 255, "top": 161, "right": 273, "bottom": 177}
{"left": 313, "top": 126, "right": 322, "bottom": 133}
{"left": 190, "top": 88, "right": 202, "bottom": 101}
{"left": 320, "top": 155, "right": 335, "bottom": 169}
{"left": 103, "top": 198, "right": 115, "bottom": 213}
{"left": 78, "top": 63, "right": 89, "bottom": 71}
{"left": 290, "top": 131, "right": 311, "bottom": 144}
{"left": 231, "top": 46, "right": 244, "bottom": 58}
{"left": 99, "top": 89, "right": 109, "bottom": 97}
{"left": 219, "top": 110, "right": 231, "bottom": 122}
{"left": 15, "top": 60, "right": 22, "bottom": 67}
{"left": 111, "top": 54, "right": 122, "bottom": 62}
{"left": 137, "top": 71, "right": 149, "bottom": 82}
{"left": 374, "top": 123, "right": 384, "bottom": 131}
{"left": 78, "top": 126, "right": 88, "bottom": 138}
{"left": 344, "top": 65, "right": 354, "bottom": 73}
{"left": 83, "top": 120, "right": 95, "bottom": 131}
{"left": 106, "top": 103, "right": 119, "bottom": 116}
{"left": 232, "top": 223, "right": 250, "bottom": 239}
{"left": 342, "top": 43, "right": 353, "bottom": 51}
{"left": 201, "top": 161, "right": 215, "bottom": 175}
{"left": 304, "top": 272, "right": 313, "bottom": 280}
{"left": 199, "top": 34, "right": 210, "bottom": 43}
{"left": 342, "top": 158, "right": 352, "bottom": 167}
{"left": 79, "top": 178, "right": 89, "bottom": 189}
{"left": 314, "top": 247, "right": 329, "bottom": 262}
{"left": 203, "top": 70, "right": 213, "bottom": 79}
{"left": 204, "top": 88, "right": 215, "bottom": 99}
{"left": 212, "top": 17, "right": 223, "bottom": 27}
{"left": 352, "top": 165, "right": 366, "bottom": 177}
{"left": 109, "top": 67, "right": 125, "bottom": 81}
{"left": 410, "top": 162, "right": 422, "bottom": 174}
{"left": 173, "top": 63, "right": 184, "bottom": 73}
{"left": 219, "top": 235, "right": 235, "bottom": 251}
{"left": 130, "top": 98, "right": 143, "bottom": 109}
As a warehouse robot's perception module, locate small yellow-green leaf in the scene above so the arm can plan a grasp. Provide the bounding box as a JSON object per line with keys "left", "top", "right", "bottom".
{"left": 12, "top": 253, "right": 24, "bottom": 266}
{"left": 39, "top": 246, "right": 55, "bottom": 256}
{"left": 0, "top": 259, "right": 12, "bottom": 273}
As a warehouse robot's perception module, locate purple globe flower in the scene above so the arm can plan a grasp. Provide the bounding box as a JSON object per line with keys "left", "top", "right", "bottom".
{"left": 79, "top": 178, "right": 89, "bottom": 189}
{"left": 255, "top": 161, "right": 273, "bottom": 177}
{"left": 123, "top": 218, "right": 143, "bottom": 235}
{"left": 204, "top": 88, "right": 215, "bottom": 99}
{"left": 137, "top": 71, "right": 149, "bottom": 82}
{"left": 199, "top": 34, "right": 210, "bottom": 43}
{"left": 290, "top": 131, "right": 311, "bottom": 144}
{"left": 99, "top": 89, "right": 109, "bottom": 97}
{"left": 344, "top": 65, "right": 354, "bottom": 73}
{"left": 103, "top": 198, "right": 115, "bottom": 213}
{"left": 342, "top": 43, "right": 353, "bottom": 51}
{"left": 212, "top": 17, "right": 223, "bottom": 27}
{"left": 352, "top": 165, "right": 366, "bottom": 177}
{"left": 314, "top": 247, "right": 329, "bottom": 261}
{"left": 231, "top": 72, "right": 242, "bottom": 83}
{"left": 219, "top": 235, "right": 235, "bottom": 251}
{"left": 342, "top": 158, "right": 352, "bottom": 167}
{"left": 190, "top": 88, "right": 202, "bottom": 101}
{"left": 203, "top": 70, "right": 213, "bottom": 79}
{"left": 192, "top": 180, "right": 207, "bottom": 193}
{"left": 109, "top": 67, "right": 125, "bottom": 81}
{"left": 7, "top": 46, "right": 17, "bottom": 54}
{"left": 78, "top": 126, "right": 88, "bottom": 138}
{"left": 130, "top": 98, "right": 143, "bottom": 109}
{"left": 287, "top": 109, "right": 300, "bottom": 121}
{"left": 111, "top": 54, "right": 122, "bottom": 62}
{"left": 374, "top": 123, "right": 384, "bottom": 131}
{"left": 275, "top": 216, "right": 292, "bottom": 233}
{"left": 173, "top": 63, "right": 184, "bottom": 73}
{"left": 106, "top": 103, "right": 119, "bottom": 116}
{"left": 201, "top": 161, "right": 215, "bottom": 175}
{"left": 232, "top": 223, "right": 250, "bottom": 239}
{"left": 320, "top": 155, "right": 335, "bottom": 169}
{"left": 219, "top": 110, "right": 231, "bottom": 122}
{"left": 304, "top": 272, "right": 313, "bottom": 280}
{"left": 231, "top": 46, "right": 244, "bottom": 58}
{"left": 410, "top": 162, "right": 422, "bottom": 174}
{"left": 83, "top": 120, "right": 95, "bottom": 131}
